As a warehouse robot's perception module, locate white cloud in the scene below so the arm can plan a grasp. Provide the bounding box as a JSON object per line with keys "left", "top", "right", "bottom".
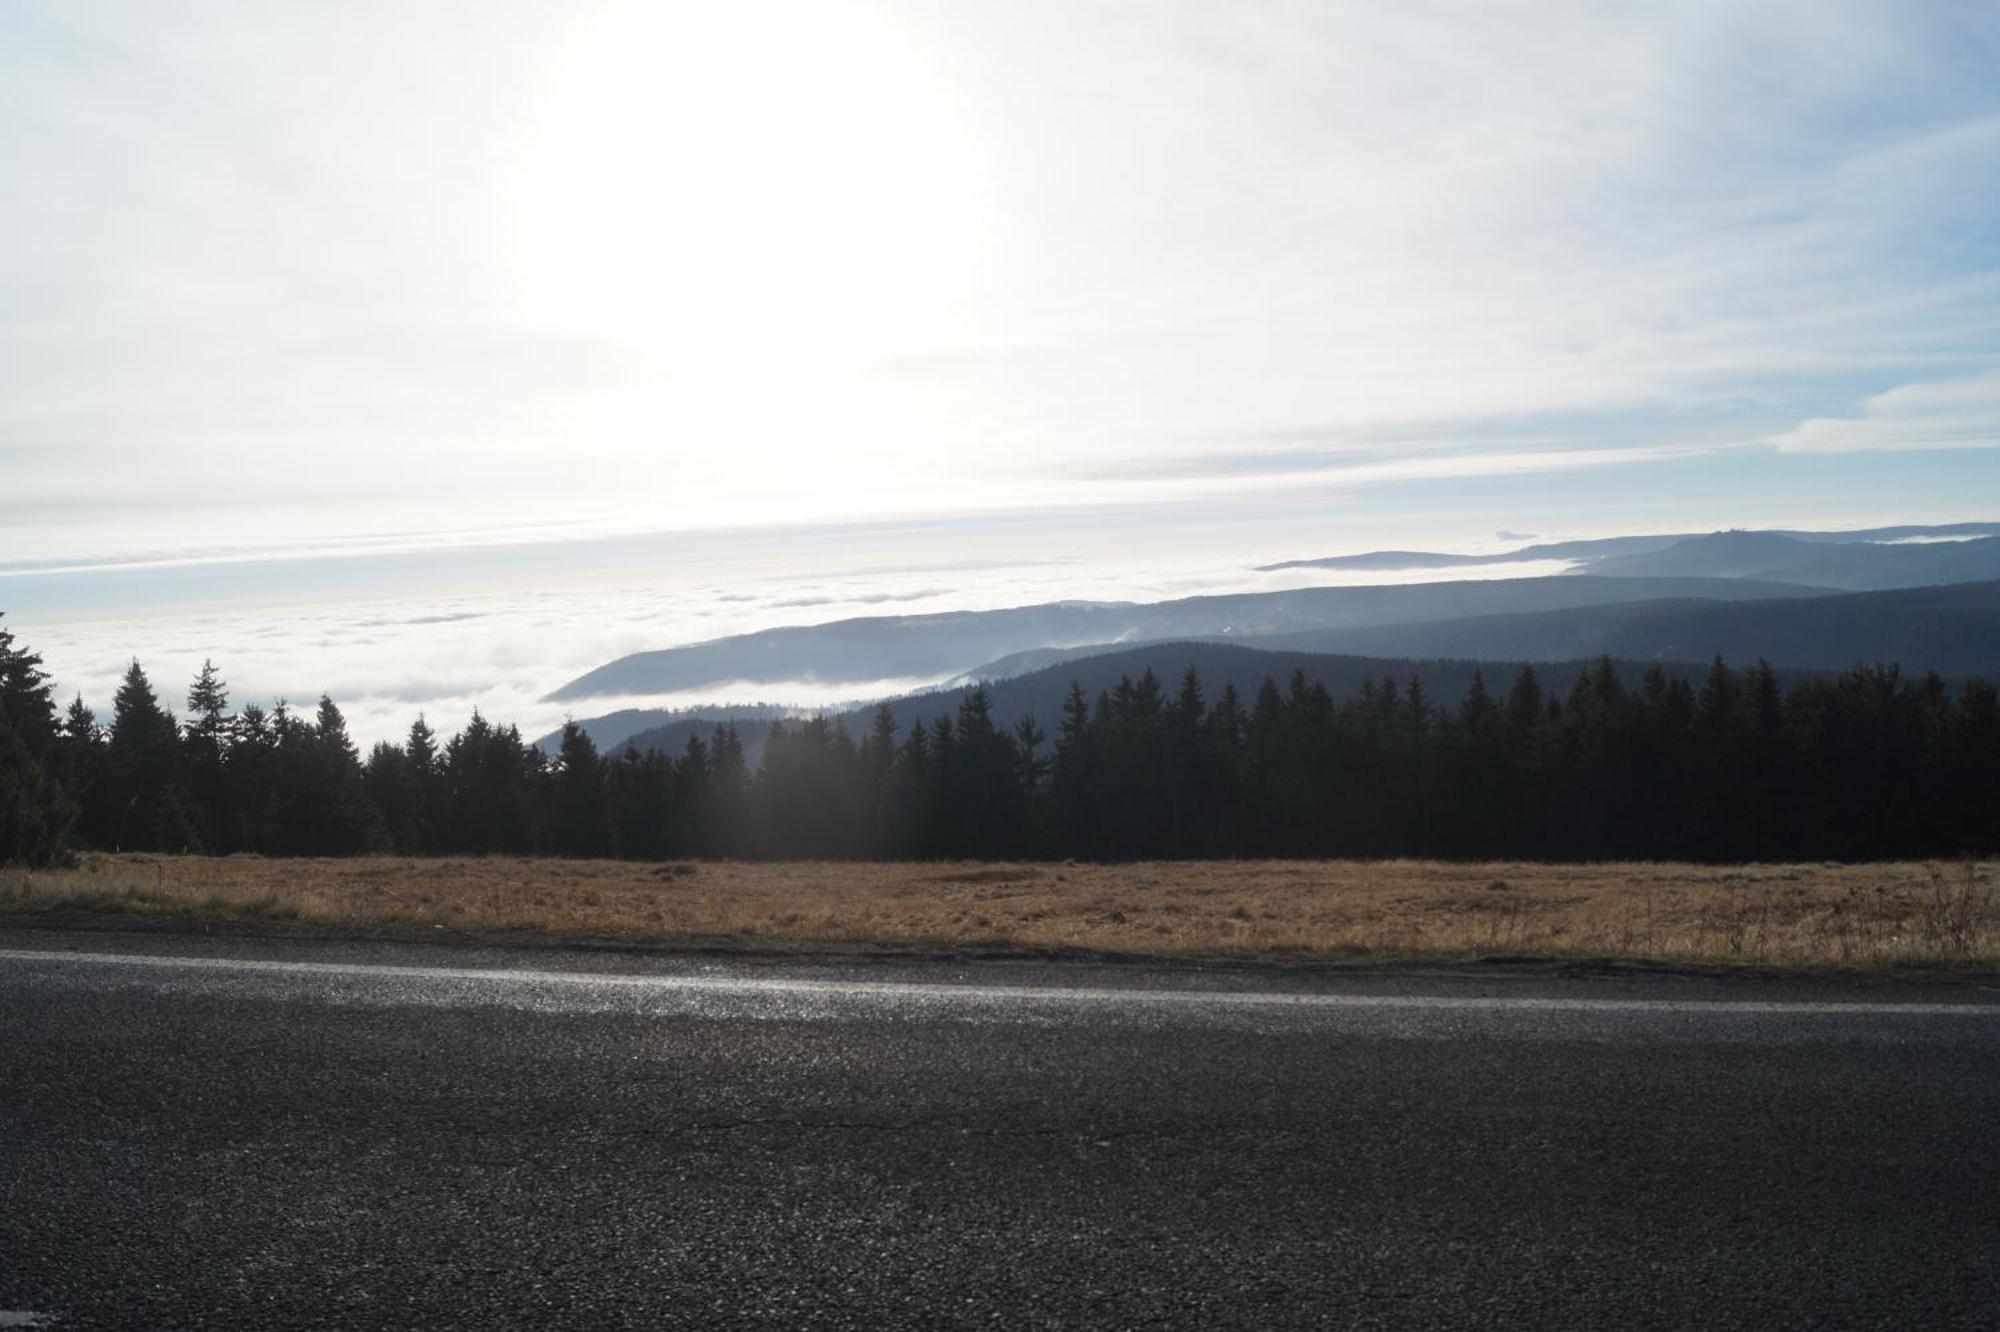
{"left": 1769, "top": 370, "right": 2000, "bottom": 454}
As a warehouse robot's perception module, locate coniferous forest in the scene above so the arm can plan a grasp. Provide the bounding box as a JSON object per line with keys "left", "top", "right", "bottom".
{"left": 1, "top": 615, "right": 1995, "bottom": 868}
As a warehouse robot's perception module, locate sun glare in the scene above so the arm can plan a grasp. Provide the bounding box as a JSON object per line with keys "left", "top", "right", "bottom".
{"left": 529, "top": 0, "right": 977, "bottom": 369}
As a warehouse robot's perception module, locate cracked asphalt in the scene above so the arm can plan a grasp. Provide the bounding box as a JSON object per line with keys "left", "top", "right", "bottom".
{"left": 3, "top": 927, "right": 1998, "bottom": 1329}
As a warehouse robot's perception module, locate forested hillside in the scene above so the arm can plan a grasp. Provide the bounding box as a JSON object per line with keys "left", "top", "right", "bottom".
{"left": 834, "top": 644, "right": 1841, "bottom": 749}
{"left": 1253, "top": 580, "right": 2000, "bottom": 675}
{"left": 546, "top": 574, "right": 1819, "bottom": 700}
{"left": 1586, "top": 532, "right": 2000, "bottom": 589}
{"left": 566, "top": 645, "right": 1835, "bottom": 761}
{"left": 3, "top": 616, "right": 1993, "bottom": 866}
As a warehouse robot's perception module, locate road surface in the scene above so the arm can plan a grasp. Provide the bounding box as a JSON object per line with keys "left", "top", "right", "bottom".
{"left": 3, "top": 927, "right": 1998, "bottom": 1329}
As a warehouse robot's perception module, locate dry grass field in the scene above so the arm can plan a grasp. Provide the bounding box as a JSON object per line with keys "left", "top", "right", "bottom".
{"left": 3, "top": 853, "right": 1997, "bottom": 971}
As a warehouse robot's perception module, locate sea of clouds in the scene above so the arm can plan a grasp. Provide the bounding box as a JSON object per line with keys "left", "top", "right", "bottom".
{"left": 10, "top": 521, "right": 1569, "bottom": 749}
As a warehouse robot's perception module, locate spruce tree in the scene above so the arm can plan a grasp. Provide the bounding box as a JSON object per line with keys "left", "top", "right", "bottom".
{"left": 183, "top": 661, "right": 234, "bottom": 852}
{"left": 552, "top": 721, "right": 608, "bottom": 857}
{"left": 404, "top": 715, "right": 442, "bottom": 852}
{"left": 1048, "top": 682, "right": 1098, "bottom": 857}
{"left": 0, "top": 711, "right": 71, "bottom": 866}
{"left": 284, "top": 696, "right": 385, "bottom": 855}
{"left": 706, "top": 724, "right": 751, "bottom": 855}
{"left": 858, "top": 704, "right": 900, "bottom": 855}
{"left": 0, "top": 615, "right": 59, "bottom": 753}
{"left": 107, "top": 660, "right": 194, "bottom": 852}
{"left": 60, "top": 695, "right": 111, "bottom": 847}
{"left": 605, "top": 746, "right": 671, "bottom": 858}
{"left": 0, "top": 619, "right": 74, "bottom": 864}
{"left": 1505, "top": 666, "right": 1544, "bottom": 732}
{"left": 229, "top": 702, "right": 279, "bottom": 852}
{"left": 364, "top": 740, "right": 417, "bottom": 853}
{"left": 671, "top": 732, "right": 711, "bottom": 855}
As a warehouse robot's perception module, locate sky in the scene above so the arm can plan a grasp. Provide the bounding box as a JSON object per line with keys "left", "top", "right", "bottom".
{"left": 5, "top": 0, "right": 2000, "bottom": 742}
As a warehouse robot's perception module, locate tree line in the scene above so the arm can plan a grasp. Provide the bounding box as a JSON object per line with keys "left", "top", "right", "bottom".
{"left": 1, "top": 614, "right": 1994, "bottom": 866}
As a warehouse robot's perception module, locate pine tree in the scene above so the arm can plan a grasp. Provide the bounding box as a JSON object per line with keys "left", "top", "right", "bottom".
{"left": 1048, "top": 682, "right": 1098, "bottom": 857}
{"left": 605, "top": 746, "right": 672, "bottom": 858}
{"left": 363, "top": 715, "right": 445, "bottom": 855}
{"left": 186, "top": 661, "right": 228, "bottom": 736}
{"left": 316, "top": 697, "right": 385, "bottom": 853}
{"left": 1011, "top": 713, "right": 1049, "bottom": 854}
{"left": 706, "top": 724, "right": 751, "bottom": 855}
{"left": 858, "top": 704, "right": 900, "bottom": 855}
{"left": 671, "top": 732, "right": 711, "bottom": 855}
{"left": 1199, "top": 681, "right": 1248, "bottom": 856}
{"left": 182, "top": 660, "right": 234, "bottom": 852}
{"left": 891, "top": 720, "right": 932, "bottom": 857}
{"left": 405, "top": 715, "right": 441, "bottom": 852}
{"left": 552, "top": 721, "right": 608, "bottom": 857}
{"left": 228, "top": 702, "right": 280, "bottom": 852}
{"left": 441, "top": 710, "right": 499, "bottom": 852}
{"left": 0, "top": 711, "right": 70, "bottom": 865}
{"left": 0, "top": 618, "right": 74, "bottom": 865}
{"left": 1945, "top": 679, "right": 1999, "bottom": 852}
{"left": 944, "top": 687, "right": 1020, "bottom": 857}
{"left": 1164, "top": 667, "right": 1207, "bottom": 855}
{"left": 1692, "top": 656, "right": 1745, "bottom": 858}
{"left": 107, "top": 660, "right": 194, "bottom": 852}
{"left": 1505, "top": 665, "right": 1544, "bottom": 732}
{"left": 364, "top": 740, "right": 417, "bottom": 852}
{"left": 58, "top": 695, "right": 110, "bottom": 847}
{"left": 265, "top": 695, "right": 383, "bottom": 855}
{"left": 0, "top": 615, "right": 59, "bottom": 753}
{"left": 1736, "top": 659, "right": 1790, "bottom": 857}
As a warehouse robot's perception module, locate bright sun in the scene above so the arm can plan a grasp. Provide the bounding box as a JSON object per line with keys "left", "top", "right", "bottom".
{"left": 530, "top": 0, "right": 977, "bottom": 370}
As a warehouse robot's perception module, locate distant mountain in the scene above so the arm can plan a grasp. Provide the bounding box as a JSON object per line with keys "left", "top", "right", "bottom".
{"left": 1247, "top": 580, "right": 2000, "bottom": 676}
{"left": 946, "top": 643, "right": 1133, "bottom": 684}
{"left": 1589, "top": 532, "right": 2000, "bottom": 589}
{"left": 1259, "top": 533, "right": 1695, "bottom": 571}
{"left": 1262, "top": 521, "right": 2000, "bottom": 579}
{"left": 534, "top": 703, "right": 794, "bottom": 754}
{"left": 545, "top": 575, "right": 1822, "bottom": 702}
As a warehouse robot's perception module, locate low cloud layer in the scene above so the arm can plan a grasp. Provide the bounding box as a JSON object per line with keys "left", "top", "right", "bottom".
{"left": 12, "top": 522, "right": 1584, "bottom": 748}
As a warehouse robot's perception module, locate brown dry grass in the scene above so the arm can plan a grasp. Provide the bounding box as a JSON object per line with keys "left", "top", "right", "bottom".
{"left": 3, "top": 853, "right": 1997, "bottom": 971}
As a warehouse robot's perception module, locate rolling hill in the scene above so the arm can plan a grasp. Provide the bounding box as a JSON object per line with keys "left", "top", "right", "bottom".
{"left": 545, "top": 574, "right": 1822, "bottom": 702}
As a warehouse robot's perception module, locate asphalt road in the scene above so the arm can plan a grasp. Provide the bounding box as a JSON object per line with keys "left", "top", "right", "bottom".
{"left": 3, "top": 928, "right": 1998, "bottom": 1330}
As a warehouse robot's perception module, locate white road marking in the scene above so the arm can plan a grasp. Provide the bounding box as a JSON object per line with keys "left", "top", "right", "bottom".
{"left": 1, "top": 947, "right": 1995, "bottom": 1017}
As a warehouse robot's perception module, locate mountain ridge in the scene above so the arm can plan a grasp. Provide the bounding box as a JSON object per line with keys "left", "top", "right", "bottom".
{"left": 1248, "top": 578, "right": 2000, "bottom": 673}
{"left": 546, "top": 573, "right": 1824, "bottom": 702}
{"left": 1260, "top": 521, "right": 2000, "bottom": 582}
